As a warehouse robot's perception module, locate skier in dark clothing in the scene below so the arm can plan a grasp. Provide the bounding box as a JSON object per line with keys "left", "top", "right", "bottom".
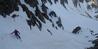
{"left": 11, "top": 29, "right": 21, "bottom": 39}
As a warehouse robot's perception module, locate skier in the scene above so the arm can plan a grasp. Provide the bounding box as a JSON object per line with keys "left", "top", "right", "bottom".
{"left": 11, "top": 29, "right": 21, "bottom": 39}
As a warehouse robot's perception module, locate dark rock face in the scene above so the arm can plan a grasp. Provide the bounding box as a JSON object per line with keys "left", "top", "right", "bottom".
{"left": 54, "top": 0, "right": 58, "bottom": 4}
{"left": 87, "top": 30, "right": 98, "bottom": 49}
{"left": 41, "top": 0, "right": 47, "bottom": 4}
{"left": 87, "top": 39, "right": 98, "bottom": 49}
{"left": 24, "top": 0, "right": 39, "bottom": 8}
{"left": 56, "top": 17, "right": 64, "bottom": 29}
{"left": 60, "top": 0, "right": 68, "bottom": 8}
{"left": 95, "top": 15, "right": 98, "bottom": 18}
{"left": 72, "top": 26, "right": 81, "bottom": 34}
{"left": 87, "top": 5, "right": 92, "bottom": 10}
{"left": 22, "top": 0, "right": 64, "bottom": 30}
{"left": 41, "top": 3, "right": 48, "bottom": 13}
{"left": 47, "top": 29, "right": 53, "bottom": 35}
{"left": 0, "top": 0, "right": 64, "bottom": 31}
{"left": 79, "top": 0, "right": 84, "bottom": 3}
{"left": 11, "top": 14, "right": 19, "bottom": 19}
{"left": 0, "top": 0, "right": 20, "bottom": 17}
{"left": 72, "top": 0, "right": 78, "bottom": 7}
{"left": 85, "top": 0, "right": 91, "bottom": 2}
{"left": 49, "top": 11, "right": 57, "bottom": 17}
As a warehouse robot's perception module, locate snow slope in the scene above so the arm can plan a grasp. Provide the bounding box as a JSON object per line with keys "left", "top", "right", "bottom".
{"left": 0, "top": 0, "right": 98, "bottom": 49}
